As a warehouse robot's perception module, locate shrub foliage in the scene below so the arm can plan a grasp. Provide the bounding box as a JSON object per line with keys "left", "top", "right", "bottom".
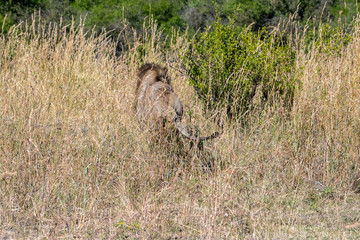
{"left": 183, "top": 15, "right": 296, "bottom": 118}
{"left": 305, "top": 23, "right": 353, "bottom": 56}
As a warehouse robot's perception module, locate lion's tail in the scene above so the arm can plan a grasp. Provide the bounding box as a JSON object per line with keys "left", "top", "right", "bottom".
{"left": 174, "top": 120, "right": 220, "bottom": 141}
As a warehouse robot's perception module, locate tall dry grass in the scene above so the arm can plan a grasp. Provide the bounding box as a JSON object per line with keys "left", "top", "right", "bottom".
{"left": 0, "top": 14, "right": 359, "bottom": 239}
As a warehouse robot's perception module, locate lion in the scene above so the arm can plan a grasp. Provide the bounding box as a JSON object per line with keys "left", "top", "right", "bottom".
{"left": 134, "top": 63, "right": 219, "bottom": 141}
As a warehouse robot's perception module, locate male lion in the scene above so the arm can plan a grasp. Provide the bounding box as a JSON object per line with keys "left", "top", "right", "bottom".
{"left": 134, "top": 63, "right": 219, "bottom": 141}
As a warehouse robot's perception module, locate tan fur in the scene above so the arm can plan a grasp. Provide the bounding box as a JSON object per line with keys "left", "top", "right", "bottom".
{"left": 134, "top": 63, "right": 219, "bottom": 141}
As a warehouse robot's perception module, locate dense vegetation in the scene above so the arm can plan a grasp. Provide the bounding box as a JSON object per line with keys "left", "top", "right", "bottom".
{"left": 183, "top": 12, "right": 296, "bottom": 119}
{"left": 0, "top": 0, "right": 359, "bottom": 239}
{"left": 1, "top": 0, "right": 359, "bottom": 36}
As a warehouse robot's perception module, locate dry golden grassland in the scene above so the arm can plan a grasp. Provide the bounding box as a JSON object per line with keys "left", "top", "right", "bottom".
{"left": 0, "top": 16, "right": 360, "bottom": 239}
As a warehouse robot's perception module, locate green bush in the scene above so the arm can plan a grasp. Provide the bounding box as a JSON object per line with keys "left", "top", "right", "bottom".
{"left": 305, "top": 23, "right": 352, "bottom": 56}
{"left": 183, "top": 14, "right": 296, "bottom": 119}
